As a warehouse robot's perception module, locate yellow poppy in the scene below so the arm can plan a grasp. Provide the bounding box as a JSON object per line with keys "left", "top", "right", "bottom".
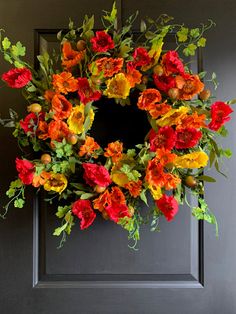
{"left": 104, "top": 73, "right": 131, "bottom": 99}
{"left": 174, "top": 151, "right": 209, "bottom": 169}
{"left": 148, "top": 184, "right": 162, "bottom": 200}
{"left": 43, "top": 172, "right": 68, "bottom": 194}
{"left": 156, "top": 106, "right": 189, "bottom": 127}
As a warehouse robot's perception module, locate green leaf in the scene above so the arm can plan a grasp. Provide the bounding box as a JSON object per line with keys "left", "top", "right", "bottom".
{"left": 197, "top": 37, "right": 206, "bottom": 47}
{"left": 198, "top": 71, "right": 207, "bottom": 79}
{"left": 53, "top": 222, "right": 68, "bottom": 236}
{"left": 2, "top": 37, "right": 11, "bottom": 50}
{"left": 140, "top": 190, "right": 149, "bottom": 206}
{"left": 218, "top": 125, "right": 228, "bottom": 137}
{"left": 80, "top": 193, "right": 95, "bottom": 200}
{"left": 56, "top": 206, "right": 71, "bottom": 218}
{"left": 183, "top": 43, "right": 197, "bottom": 56}
{"left": 190, "top": 28, "right": 200, "bottom": 38}
{"left": 14, "top": 198, "right": 25, "bottom": 208}
{"left": 4, "top": 54, "right": 13, "bottom": 64}
{"left": 214, "top": 160, "right": 227, "bottom": 178}
{"left": 197, "top": 175, "right": 216, "bottom": 183}
{"left": 140, "top": 20, "right": 147, "bottom": 32}
{"left": 177, "top": 27, "right": 189, "bottom": 42}
{"left": 11, "top": 41, "right": 26, "bottom": 56}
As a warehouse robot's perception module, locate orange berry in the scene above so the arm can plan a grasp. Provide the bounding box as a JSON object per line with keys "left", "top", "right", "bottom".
{"left": 76, "top": 40, "right": 86, "bottom": 51}
{"left": 168, "top": 88, "right": 180, "bottom": 100}
{"left": 66, "top": 134, "right": 78, "bottom": 145}
{"left": 41, "top": 154, "right": 51, "bottom": 164}
{"left": 153, "top": 65, "right": 164, "bottom": 76}
{"left": 199, "top": 89, "right": 211, "bottom": 101}
{"left": 27, "top": 103, "right": 42, "bottom": 113}
{"left": 185, "top": 176, "right": 197, "bottom": 188}
{"left": 94, "top": 185, "right": 106, "bottom": 194}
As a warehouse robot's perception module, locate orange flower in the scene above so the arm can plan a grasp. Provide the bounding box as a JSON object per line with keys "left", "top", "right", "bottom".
{"left": 104, "top": 141, "right": 123, "bottom": 163}
{"left": 92, "top": 57, "right": 124, "bottom": 77}
{"left": 62, "top": 41, "right": 85, "bottom": 69}
{"left": 137, "top": 88, "right": 162, "bottom": 111}
{"left": 163, "top": 173, "right": 181, "bottom": 190}
{"left": 52, "top": 71, "right": 78, "bottom": 94}
{"left": 177, "top": 112, "right": 207, "bottom": 129}
{"left": 32, "top": 171, "right": 51, "bottom": 188}
{"left": 155, "top": 148, "right": 177, "bottom": 166}
{"left": 93, "top": 189, "right": 111, "bottom": 212}
{"left": 51, "top": 94, "right": 72, "bottom": 120}
{"left": 124, "top": 180, "right": 142, "bottom": 198}
{"left": 175, "top": 74, "right": 204, "bottom": 100}
{"left": 110, "top": 186, "right": 126, "bottom": 204}
{"left": 37, "top": 121, "right": 48, "bottom": 140}
{"left": 148, "top": 102, "right": 171, "bottom": 119}
{"left": 125, "top": 68, "right": 142, "bottom": 88}
{"left": 79, "top": 136, "right": 100, "bottom": 158}
{"left": 146, "top": 159, "right": 166, "bottom": 188}
{"left": 48, "top": 120, "right": 70, "bottom": 142}
{"left": 44, "top": 90, "right": 56, "bottom": 102}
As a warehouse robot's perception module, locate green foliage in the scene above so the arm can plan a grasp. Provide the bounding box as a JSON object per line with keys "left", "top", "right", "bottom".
{"left": 11, "top": 41, "right": 26, "bottom": 57}
{"left": 140, "top": 190, "right": 149, "bottom": 206}
{"left": 120, "top": 164, "right": 141, "bottom": 181}
{"left": 183, "top": 43, "right": 197, "bottom": 56}
{"left": 177, "top": 27, "right": 189, "bottom": 42}
{"left": 53, "top": 139, "right": 73, "bottom": 158}
{"left": 197, "top": 37, "right": 206, "bottom": 47}
{"left": 2, "top": 37, "right": 11, "bottom": 50}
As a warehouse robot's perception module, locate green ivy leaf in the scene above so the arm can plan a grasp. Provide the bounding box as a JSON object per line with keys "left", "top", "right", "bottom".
{"left": 177, "top": 27, "right": 189, "bottom": 42}
{"left": 190, "top": 28, "right": 200, "bottom": 38}
{"left": 11, "top": 41, "right": 26, "bottom": 57}
{"left": 183, "top": 43, "right": 197, "bottom": 56}
{"left": 14, "top": 198, "right": 25, "bottom": 208}
{"left": 197, "top": 37, "right": 206, "bottom": 47}
{"left": 53, "top": 222, "right": 68, "bottom": 236}
{"left": 56, "top": 205, "right": 71, "bottom": 218}
{"left": 2, "top": 37, "right": 11, "bottom": 50}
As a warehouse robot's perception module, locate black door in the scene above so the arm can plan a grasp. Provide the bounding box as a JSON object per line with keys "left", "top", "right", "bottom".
{"left": 1, "top": 1, "right": 236, "bottom": 313}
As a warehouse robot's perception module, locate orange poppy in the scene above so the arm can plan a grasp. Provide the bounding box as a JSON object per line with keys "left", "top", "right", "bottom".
{"left": 125, "top": 68, "right": 142, "bottom": 88}
{"left": 155, "top": 148, "right": 177, "bottom": 166}
{"left": 92, "top": 57, "right": 124, "bottom": 77}
{"left": 79, "top": 136, "right": 100, "bottom": 158}
{"left": 93, "top": 189, "right": 111, "bottom": 212}
{"left": 37, "top": 121, "right": 48, "bottom": 140}
{"left": 124, "top": 180, "right": 142, "bottom": 198}
{"left": 44, "top": 90, "right": 56, "bottom": 102}
{"left": 146, "top": 159, "right": 166, "bottom": 188}
{"left": 137, "top": 88, "right": 162, "bottom": 111}
{"left": 110, "top": 186, "right": 126, "bottom": 204}
{"left": 51, "top": 94, "right": 73, "bottom": 120}
{"left": 52, "top": 71, "right": 78, "bottom": 94}
{"left": 163, "top": 173, "right": 181, "bottom": 190}
{"left": 176, "top": 112, "right": 207, "bottom": 129}
{"left": 48, "top": 120, "right": 70, "bottom": 142}
{"left": 175, "top": 74, "right": 204, "bottom": 100}
{"left": 62, "top": 41, "right": 85, "bottom": 69}
{"left": 148, "top": 102, "right": 171, "bottom": 119}
{"left": 104, "top": 141, "right": 123, "bottom": 163}
{"left": 32, "top": 171, "right": 51, "bottom": 188}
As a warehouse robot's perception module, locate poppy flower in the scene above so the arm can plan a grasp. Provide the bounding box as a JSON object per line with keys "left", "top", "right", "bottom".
{"left": 145, "top": 160, "right": 166, "bottom": 188}
{"left": 148, "top": 102, "right": 171, "bottom": 119}
{"left": 15, "top": 158, "right": 35, "bottom": 185}
{"left": 2, "top": 67, "right": 32, "bottom": 88}
{"left": 48, "top": 120, "right": 70, "bottom": 142}
{"left": 92, "top": 57, "right": 124, "bottom": 77}
{"left": 155, "top": 148, "right": 177, "bottom": 166}
{"left": 104, "top": 73, "right": 131, "bottom": 99}
{"left": 149, "top": 126, "right": 176, "bottom": 151}
{"left": 93, "top": 190, "right": 111, "bottom": 212}
{"left": 51, "top": 94, "right": 73, "bottom": 120}
{"left": 72, "top": 199, "right": 96, "bottom": 230}
{"left": 90, "top": 31, "right": 114, "bottom": 52}
{"left": 20, "top": 112, "right": 45, "bottom": 135}
{"left": 174, "top": 151, "right": 209, "bottom": 168}
{"left": 77, "top": 77, "right": 101, "bottom": 104}
{"left": 175, "top": 127, "right": 202, "bottom": 149}
{"left": 83, "top": 163, "right": 112, "bottom": 187}
{"left": 79, "top": 136, "right": 100, "bottom": 158}
{"left": 32, "top": 171, "right": 51, "bottom": 188}
{"left": 125, "top": 66, "right": 142, "bottom": 88}
{"left": 208, "top": 101, "right": 233, "bottom": 131}
{"left": 156, "top": 194, "right": 178, "bottom": 221}
{"left": 161, "top": 50, "right": 185, "bottom": 75}
{"left": 132, "top": 47, "right": 151, "bottom": 68}
{"left": 153, "top": 74, "right": 176, "bottom": 93}
{"left": 137, "top": 88, "right": 162, "bottom": 111}
{"left": 104, "top": 141, "right": 123, "bottom": 163}
{"left": 62, "top": 41, "right": 85, "bottom": 69}
{"left": 156, "top": 106, "right": 189, "bottom": 127}
{"left": 177, "top": 112, "right": 206, "bottom": 129}
{"left": 52, "top": 72, "right": 78, "bottom": 94}
{"left": 124, "top": 180, "right": 142, "bottom": 198}
{"left": 175, "top": 73, "right": 204, "bottom": 100}
{"left": 43, "top": 172, "right": 67, "bottom": 194}
{"left": 105, "top": 203, "right": 131, "bottom": 223}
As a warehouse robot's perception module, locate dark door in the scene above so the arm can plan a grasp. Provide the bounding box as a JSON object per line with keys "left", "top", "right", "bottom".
{"left": 1, "top": 1, "right": 236, "bottom": 313}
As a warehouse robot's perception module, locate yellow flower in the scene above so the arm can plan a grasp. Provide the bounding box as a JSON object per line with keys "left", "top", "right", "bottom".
{"left": 111, "top": 172, "right": 129, "bottom": 187}
{"left": 156, "top": 106, "right": 189, "bottom": 127}
{"left": 142, "top": 39, "right": 163, "bottom": 71}
{"left": 43, "top": 172, "right": 68, "bottom": 194}
{"left": 174, "top": 151, "right": 209, "bottom": 169}
{"left": 104, "top": 73, "right": 131, "bottom": 99}
{"left": 148, "top": 184, "right": 162, "bottom": 200}
{"left": 67, "top": 104, "right": 94, "bottom": 134}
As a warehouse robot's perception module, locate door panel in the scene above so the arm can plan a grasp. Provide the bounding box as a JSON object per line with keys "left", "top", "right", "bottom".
{"left": 0, "top": 1, "right": 236, "bottom": 313}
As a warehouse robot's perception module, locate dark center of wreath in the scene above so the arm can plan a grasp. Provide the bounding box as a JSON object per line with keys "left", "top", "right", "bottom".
{"left": 89, "top": 91, "right": 150, "bottom": 148}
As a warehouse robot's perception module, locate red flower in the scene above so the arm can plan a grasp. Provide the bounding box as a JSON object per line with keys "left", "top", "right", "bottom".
{"left": 156, "top": 194, "right": 178, "bottom": 221}
{"left": 105, "top": 203, "right": 131, "bottom": 223}
{"left": 131, "top": 47, "right": 151, "bottom": 68}
{"left": 153, "top": 74, "right": 176, "bottom": 93}
{"left": 72, "top": 199, "right": 96, "bottom": 230}
{"left": 208, "top": 101, "right": 233, "bottom": 131}
{"left": 15, "top": 158, "right": 35, "bottom": 185}
{"left": 20, "top": 112, "right": 45, "bottom": 135}
{"left": 2, "top": 67, "right": 32, "bottom": 88}
{"left": 149, "top": 126, "right": 176, "bottom": 151}
{"left": 161, "top": 51, "right": 185, "bottom": 75}
{"left": 175, "top": 127, "right": 202, "bottom": 149}
{"left": 83, "top": 163, "right": 112, "bottom": 187}
{"left": 90, "top": 31, "right": 114, "bottom": 53}
{"left": 77, "top": 78, "right": 101, "bottom": 105}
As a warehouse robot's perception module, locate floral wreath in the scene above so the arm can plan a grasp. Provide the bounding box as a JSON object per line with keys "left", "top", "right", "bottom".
{"left": 0, "top": 3, "right": 234, "bottom": 249}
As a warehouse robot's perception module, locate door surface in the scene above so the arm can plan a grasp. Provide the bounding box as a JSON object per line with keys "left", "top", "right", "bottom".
{"left": 0, "top": 1, "right": 236, "bottom": 314}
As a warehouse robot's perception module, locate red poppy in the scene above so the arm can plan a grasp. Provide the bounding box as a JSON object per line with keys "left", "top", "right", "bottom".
{"left": 20, "top": 112, "right": 45, "bottom": 135}
{"left": 90, "top": 31, "right": 114, "bottom": 52}
{"left": 15, "top": 158, "right": 35, "bottom": 185}
{"left": 175, "top": 127, "right": 202, "bottom": 149}
{"left": 156, "top": 194, "right": 178, "bottom": 221}
{"left": 149, "top": 126, "right": 176, "bottom": 151}
{"left": 2, "top": 67, "right": 32, "bottom": 88}
{"left": 51, "top": 94, "right": 73, "bottom": 120}
{"left": 72, "top": 199, "right": 96, "bottom": 230}
{"left": 77, "top": 77, "right": 101, "bottom": 105}
{"left": 105, "top": 203, "right": 131, "bottom": 223}
{"left": 153, "top": 74, "right": 176, "bottom": 93}
{"left": 161, "top": 50, "right": 185, "bottom": 75}
{"left": 83, "top": 163, "right": 112, "bottom": 187}
{"left": 208, "top": 101, "right": 233, "bottom": 131}
{"left": 132, "top": 47, "right": 151, "bottom": 68}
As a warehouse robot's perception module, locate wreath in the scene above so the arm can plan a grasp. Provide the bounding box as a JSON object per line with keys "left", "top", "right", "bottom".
{"left": 0, "top": 3, "right": 234, "bottom": 249}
